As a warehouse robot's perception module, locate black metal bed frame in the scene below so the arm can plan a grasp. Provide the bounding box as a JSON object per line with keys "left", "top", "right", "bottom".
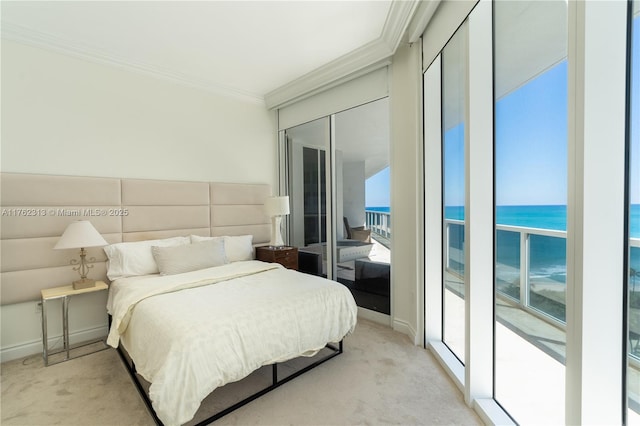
{"left": 116, "top": 340, "right": 344, "bottom": 426}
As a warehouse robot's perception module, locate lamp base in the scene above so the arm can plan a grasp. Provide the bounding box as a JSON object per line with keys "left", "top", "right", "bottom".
{"left": 73, "top": 278, "right": 96, "bottom": 290}
{"left": 269, "top": 216, "right": 285, "bottom": 247}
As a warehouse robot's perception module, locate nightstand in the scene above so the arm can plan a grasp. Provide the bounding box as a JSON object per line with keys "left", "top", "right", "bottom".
{"left": 255, "top": 246, "right": 299, "bottom": 270}
{"left": 41, "top": 281, "right": 109, "bottom": 366}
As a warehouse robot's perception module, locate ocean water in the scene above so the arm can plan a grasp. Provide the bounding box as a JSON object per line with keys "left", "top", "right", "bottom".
{"left": 366, "top": 206, "right": 391, "bottom": 213}
{"left": 369, "top": 204, "right": 639, "bottom": 238}
{"left": 444, "top": 204, "right": 640, "bottom": 237}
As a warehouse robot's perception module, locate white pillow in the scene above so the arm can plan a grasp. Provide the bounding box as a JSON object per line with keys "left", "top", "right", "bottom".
{"left": 224, "top": 235, "right": 254, "bottom": 262}
{"left": 191, "top": 234, "right": 253, "bottom": 262}
{"left": 152, "top": 239, "right": 227, "bottom": 275}
{"left": 104, "top": 236, "right": 190, "bottom": 280}
{"left": 190, "top": 235, "right": 224, "bottom": 244}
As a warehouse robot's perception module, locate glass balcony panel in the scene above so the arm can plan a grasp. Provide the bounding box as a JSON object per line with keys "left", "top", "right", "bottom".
{"left": 528, "top": 234, "right": 566, "bottom": 322}
{"left": 446, "top": 221, "right": 465, "bottom": 279}
{"left": 496, "top": 229, "right": 521, "bottom": 302}
{"left": 630, "top": 245, "right": 639, "bottom": 359}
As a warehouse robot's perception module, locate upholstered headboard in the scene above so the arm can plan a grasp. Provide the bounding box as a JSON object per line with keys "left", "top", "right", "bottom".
{"left": 0, "top": 173, "right": 271, "bottom": 305}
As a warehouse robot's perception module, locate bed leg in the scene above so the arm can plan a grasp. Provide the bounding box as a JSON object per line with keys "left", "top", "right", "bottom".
{"left": 272, "top": 364, "right": 278, "bottom": 385}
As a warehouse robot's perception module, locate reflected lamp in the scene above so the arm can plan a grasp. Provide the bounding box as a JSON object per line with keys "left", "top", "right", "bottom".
{"left": 264, "top": 196, "right": 290, "bottom": 247}
{"left": 54, "top": 220, "right": 108, "bottom": 289}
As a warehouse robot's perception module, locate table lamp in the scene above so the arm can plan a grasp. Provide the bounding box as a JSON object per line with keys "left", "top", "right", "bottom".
{"left": 54, "top": 220, "right": 108, "bottom": 289}
{"left": 264, "top": 196, "right": 290, "bottom": 247}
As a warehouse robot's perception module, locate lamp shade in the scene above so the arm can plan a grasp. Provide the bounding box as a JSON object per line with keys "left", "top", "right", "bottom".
{"left": 54, "top": 220, "right": 108, "bottom": 250}
{"left": 264, "top": 196, "right": 290, "bottom": 217}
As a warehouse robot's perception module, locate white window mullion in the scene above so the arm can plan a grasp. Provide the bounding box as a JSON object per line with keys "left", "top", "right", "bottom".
{"left": 566, "top": 1, "right": 628, "bottom": 423}
{"left": 464, "top": 0, "right": 494, "bottom": 404}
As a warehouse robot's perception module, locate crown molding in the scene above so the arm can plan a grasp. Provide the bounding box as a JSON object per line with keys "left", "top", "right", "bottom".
{"left": 2, "top": 0, "right": 420, "bottom": 110}
{"left": 1, "top": 22, "right": 266, "bottom": 105}
{"left": 264, "top": 39, "right": 393, "bottom": 110}
{"left": 406, "top": 0, "right": 441, "bottom": 44}
{"left": 381, "top": 0, "right": 421, "bottom": 52}
{"left": 265, "top": 0, "right": 419, "bottom": 110}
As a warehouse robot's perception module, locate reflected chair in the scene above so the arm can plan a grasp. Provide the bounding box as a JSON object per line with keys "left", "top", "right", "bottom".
{"left": 343, "top": 217, "right": 372, "bottom": 243}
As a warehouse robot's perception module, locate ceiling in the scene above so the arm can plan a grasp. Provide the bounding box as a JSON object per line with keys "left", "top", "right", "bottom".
{"left": 1, "top": 1, "right": 399, "bottom": 105}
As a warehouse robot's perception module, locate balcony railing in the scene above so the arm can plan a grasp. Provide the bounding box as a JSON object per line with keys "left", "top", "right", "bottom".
{"left": 366, "top": 210, "right": 391, "bottom": 239}
{"left": 444, "top": 219, "right": 640, "bottom": 335}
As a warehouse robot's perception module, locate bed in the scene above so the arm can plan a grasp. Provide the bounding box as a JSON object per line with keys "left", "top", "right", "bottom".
{"left": 105, "top": 236, "right": 358, "bottom": 426}
{"left": 1, "top": 173, "right": 358, "bottom": 425}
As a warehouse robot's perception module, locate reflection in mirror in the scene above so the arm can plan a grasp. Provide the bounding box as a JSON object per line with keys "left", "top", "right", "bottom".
{"left": 285, "top": 117, "right": 329, "bottom": 278}
{"left": 284, "top": 98, "right": 391, "bottom": 315}
{"left": 334, "top": 98, "right": 391, "bottom": 315}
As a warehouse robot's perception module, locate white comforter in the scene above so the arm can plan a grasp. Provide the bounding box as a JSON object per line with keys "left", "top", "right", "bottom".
{"left": 106, "top": 261, "right": 358, "bottom": 426}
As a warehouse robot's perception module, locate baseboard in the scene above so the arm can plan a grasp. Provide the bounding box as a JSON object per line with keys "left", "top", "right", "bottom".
{"left": 357, "top": 310, "right": 421, "bottom": 346}
{"left": 357, "top": 307, "right": 391, "bottom": 326}
{"left": 393, "top": 318, "right": 419, "bottom": 345}
{"left": 1, "top": 325, "right": 109, "bottom": 363}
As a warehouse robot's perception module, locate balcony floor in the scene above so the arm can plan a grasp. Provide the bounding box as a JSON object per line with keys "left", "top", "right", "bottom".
{"left": 444, "top": 273, "right": 640, "bottom": 424}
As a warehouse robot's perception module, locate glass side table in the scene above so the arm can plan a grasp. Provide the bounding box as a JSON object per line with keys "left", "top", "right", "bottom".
{"left": 41, "top": 281, "right": 109, "bottom": 366}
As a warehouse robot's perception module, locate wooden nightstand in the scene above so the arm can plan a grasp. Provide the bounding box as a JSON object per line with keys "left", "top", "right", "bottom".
{"left": 41, "top": 281, "right": 109, "bottom": 366}
{"left": 255, "top": 246, "right": 298, "bottom": 270}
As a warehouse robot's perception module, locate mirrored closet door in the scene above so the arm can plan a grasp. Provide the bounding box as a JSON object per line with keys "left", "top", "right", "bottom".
{"left": 281, "top": 98, "right": 391, "bottom": 315}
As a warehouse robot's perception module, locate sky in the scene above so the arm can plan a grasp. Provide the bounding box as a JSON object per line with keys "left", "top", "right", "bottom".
{"left": 444, "top": 60, "right": 569, "bottom": 207}
{"left": 366, "top": 166, "right": 390, "bottom": 207}
{"left": 445, "top": 14, "right": 639, "bottom": 207}
{"left": 370, "top": 15, "right": 639, "bottom": 210}
{"left": 494, "top": 60, "right": 569, "bottom": 206}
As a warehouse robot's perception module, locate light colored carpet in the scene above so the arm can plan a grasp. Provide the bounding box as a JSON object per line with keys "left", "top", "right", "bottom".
{"left": 1, "top": 319, "right": 482, "bottom": 425}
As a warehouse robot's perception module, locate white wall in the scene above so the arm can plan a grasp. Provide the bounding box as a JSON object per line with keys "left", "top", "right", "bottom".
{"left": 389, "top": 41, "right": 423, "bottom": 342}
{"left": 1, "top": 40, "right": 276, "bottom": 183}
{"left": 0, "top": 40, "right": 277, "bottom": 361}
